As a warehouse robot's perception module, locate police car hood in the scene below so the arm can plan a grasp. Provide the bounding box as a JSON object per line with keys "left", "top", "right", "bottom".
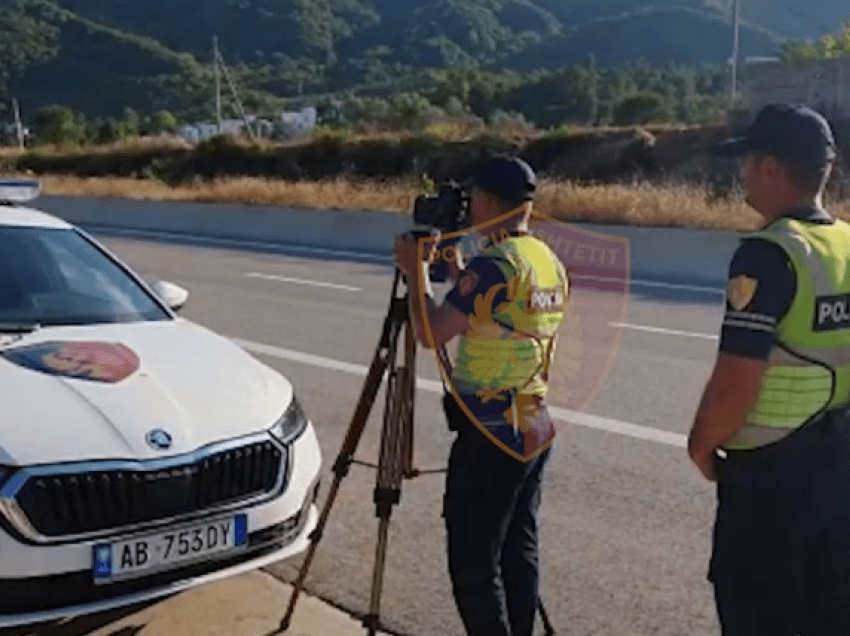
{"left": 0, "top": 318, "right": 291, "bottom": 466}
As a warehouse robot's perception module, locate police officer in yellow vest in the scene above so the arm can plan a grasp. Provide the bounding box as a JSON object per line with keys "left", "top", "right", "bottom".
{"left": 689, "top": 104, "right": 850, "bottom": 635}
{"left": 394, "top": 156, "right": 568, "bottom": 636}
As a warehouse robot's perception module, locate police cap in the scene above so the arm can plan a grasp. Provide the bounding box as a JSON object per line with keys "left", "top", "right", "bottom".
{"left": 466, "top": 155, "right": 537, "bottom": 205}
{"left": 714, "top": 103, "right": 837, "bottom": 169}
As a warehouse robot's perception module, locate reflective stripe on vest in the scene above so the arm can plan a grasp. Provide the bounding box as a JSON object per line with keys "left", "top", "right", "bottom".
{"left": 452, "top": 235, "right": 569, "bottom": 398}
{"left": 724, "top": 217, "right": 850, "bottom": 451}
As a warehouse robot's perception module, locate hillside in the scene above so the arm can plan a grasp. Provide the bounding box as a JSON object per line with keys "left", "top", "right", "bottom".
{"left": 0, "top": 0, "right": 847, "bottom": 123}
{"left": 50, "top": 0, "right": 846, "bottom": 65}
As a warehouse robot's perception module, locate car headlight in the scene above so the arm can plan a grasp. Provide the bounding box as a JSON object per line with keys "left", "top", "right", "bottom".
{"left": 0, "top": 467, "right": 11, "bottom": 493}
{"left": 270, "top": 394, "right": 308, "bottom": 444}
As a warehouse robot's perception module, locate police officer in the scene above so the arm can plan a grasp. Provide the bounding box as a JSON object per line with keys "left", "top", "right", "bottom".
{"left": 394, "top": 156, "right": 568, "bottom": 636}
{"left": 688, "top": 104, "right": 850, "bottom": 635}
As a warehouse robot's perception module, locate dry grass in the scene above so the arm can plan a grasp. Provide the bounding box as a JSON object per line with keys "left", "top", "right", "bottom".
{"left": 33, "top": 173, "right": 850, "bottom": 231}
{"left": 0, "top": 147, "right": 26, "bottom": 158}
{"left": 534, "top": 181, "right": 762, "bottom": 231}
{"left": 38, "top": 175, "right": 422, "bottom": 212}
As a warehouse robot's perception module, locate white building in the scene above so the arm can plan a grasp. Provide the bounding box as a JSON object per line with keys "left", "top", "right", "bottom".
{"left": 179, "top": 108, "right": 317, "bottom": 144}
{"left": 279, "top": 107, "right": 317, "bottom": 139}
{"left": 178, "top": 118, "right": 252, "bottom": 143}
{"left": 745, "top": 58, "right": 850, "bottom": 119}
{"left": 2, "top": 123, "right": 29, "bottom": 143}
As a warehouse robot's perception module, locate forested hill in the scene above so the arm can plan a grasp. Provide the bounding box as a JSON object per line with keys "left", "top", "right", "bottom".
{"left": 0, "top": 0, "right": 847, "bottom": 123}
{"left": 52, "top": 0, "right": 844, "bottom": 65}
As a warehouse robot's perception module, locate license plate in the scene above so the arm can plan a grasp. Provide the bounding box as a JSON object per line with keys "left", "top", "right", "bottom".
{"left": 93, "top": 514, "right": 248, "bottom": 583}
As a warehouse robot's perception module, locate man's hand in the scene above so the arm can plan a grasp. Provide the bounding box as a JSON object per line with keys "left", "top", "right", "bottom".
{"left": 692, "top": 451, "right": 719, "bottom": 482}
{"left": 393, "top": 232, "right": 439, "bottom": 279}
{"left": 688, "top": 352, "right": 767, "bottom": 482}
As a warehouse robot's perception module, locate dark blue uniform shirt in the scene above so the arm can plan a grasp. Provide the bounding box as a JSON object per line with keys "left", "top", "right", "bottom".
{"left": 444, "top": 257, "right": 510, "bottom": 316}
{"left": 444, "top": 231, "right": 528, "bottom": 317}
{"left": 719, "top": 207, "right": 834, "bottom": 360}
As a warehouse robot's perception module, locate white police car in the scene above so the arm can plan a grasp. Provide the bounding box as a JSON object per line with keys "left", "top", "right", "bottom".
{"left": 0, "top": 180, "right": 322, "bottom": 626}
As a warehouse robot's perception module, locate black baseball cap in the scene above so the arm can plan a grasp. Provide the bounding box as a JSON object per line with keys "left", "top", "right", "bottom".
{"left": 714, "top": 103, "right": 837, "bottom": 168}
{"left": 466, "top": 155, "right": 537, "bottom": 204}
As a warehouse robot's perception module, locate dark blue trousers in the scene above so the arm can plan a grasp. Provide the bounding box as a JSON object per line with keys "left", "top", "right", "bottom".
{"left": 709, "top": 411, "right": 850, "bottom": 636}
{"left": 442, "top": 424, "right": 550, "bottom": 636}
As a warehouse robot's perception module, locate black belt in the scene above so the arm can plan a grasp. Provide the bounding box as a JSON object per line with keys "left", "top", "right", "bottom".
{"left": 720, "top": 408, "right": 850, "bottom": 467}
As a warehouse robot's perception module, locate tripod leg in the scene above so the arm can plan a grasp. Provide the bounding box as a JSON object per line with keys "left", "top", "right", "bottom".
{"left": 279, "top": 279, "right": 406, "bottom": 633}
{"left": 364, "top": 319, "right": 416, "bottom": 635}
{"left": 403, "top": 311, "right": 417, "bottom": 478}
{"left": 538, "top": 598, "right": 556, "bottom": 635}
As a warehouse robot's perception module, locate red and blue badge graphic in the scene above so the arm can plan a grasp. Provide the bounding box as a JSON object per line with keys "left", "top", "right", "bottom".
{"left": 1, "top": 341, "right": 140, "bottom": 383}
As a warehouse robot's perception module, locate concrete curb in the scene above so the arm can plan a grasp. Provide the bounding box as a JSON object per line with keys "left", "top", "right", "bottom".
{"left": 78, "top": 571, "right": 390, "bottom": 636}
{"left": 36, "top": 195, "right": 743, "bottom": 289}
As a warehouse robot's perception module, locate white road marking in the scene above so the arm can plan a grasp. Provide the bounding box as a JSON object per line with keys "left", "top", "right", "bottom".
{"left": 82, "top": 224, "right": 393, "bottom": 262}
{"left": 232, "top": 337, "right": 688, "bottom": 449}
{"left": 245, "top": 272, "right": 362, "bottom": 292}
{"left": 86, "top": 225, "right": 726, "bottom": 297}
{"left": 572, "top": 274, "right": 724, "bottom": 296}
{"left": 612, "top": 322, "right": 718, "bottom": 341}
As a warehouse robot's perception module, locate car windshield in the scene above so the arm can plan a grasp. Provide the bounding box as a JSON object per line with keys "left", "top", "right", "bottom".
{"left": 0, "top": 226, "right": 169, "bottom": 326}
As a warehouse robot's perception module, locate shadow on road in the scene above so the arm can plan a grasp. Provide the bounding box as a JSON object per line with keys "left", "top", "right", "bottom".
{"left": 0, "top": 598, "right": 165, "bottom": 636}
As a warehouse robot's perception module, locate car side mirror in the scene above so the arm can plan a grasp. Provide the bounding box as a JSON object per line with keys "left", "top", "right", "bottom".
{"left": 151, "top": 281, "right": 189, "bottom": 312}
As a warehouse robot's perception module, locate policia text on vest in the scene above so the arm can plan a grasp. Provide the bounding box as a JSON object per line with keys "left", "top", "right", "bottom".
{"left": 815, "top": 296, "right": 850, "bottom": 330}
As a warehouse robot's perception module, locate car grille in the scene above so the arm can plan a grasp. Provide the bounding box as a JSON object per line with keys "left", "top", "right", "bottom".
{"left": 14, "top": 440, "right": 285, "bottom": 538}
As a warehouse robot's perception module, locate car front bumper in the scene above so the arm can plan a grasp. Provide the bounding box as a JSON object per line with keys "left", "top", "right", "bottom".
{"left": 0, "top": 424, "right": 322, "bottom": 628}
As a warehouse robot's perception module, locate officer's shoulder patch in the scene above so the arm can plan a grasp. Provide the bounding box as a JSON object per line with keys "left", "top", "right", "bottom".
{"left": 727, "top": 275, "right": 758, "bottom": 311}
{"left": 458, "top": 269, "right": 480, "bottom": 297}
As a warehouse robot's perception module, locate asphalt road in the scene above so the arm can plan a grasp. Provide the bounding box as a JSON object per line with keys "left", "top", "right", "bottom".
{"left": 22, "top": 229, "right": 730, "bottom": 636}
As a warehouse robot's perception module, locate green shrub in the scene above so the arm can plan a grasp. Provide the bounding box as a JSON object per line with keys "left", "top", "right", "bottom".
{"left": 311, "top": 125, "right": 356, "bottom": 145}
{"left": 544, "top": 124, "right": 580, "bottom": 139}
{"left": 194, "top": 133, "right": 247, "bottom": 155}
{"left": 33, "top": 105, "right": 85, "bottom": 145}
{"left": 421, "top": 121, "right": 464, "bottom": 141}
{"left": 152, "top": 110, "right": 179, "bottom": 133}
{"left": 611, "top": 92, "right": 675, "bottom": 126}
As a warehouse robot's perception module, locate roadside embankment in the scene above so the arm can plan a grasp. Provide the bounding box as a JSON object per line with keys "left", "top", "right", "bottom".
{"left": 8, "top": 122, "right": 850, "bottom": 232}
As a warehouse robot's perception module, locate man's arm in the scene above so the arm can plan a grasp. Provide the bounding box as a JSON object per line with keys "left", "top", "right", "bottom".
{"left": 407, "top": 262, "right": 470, "bottom": 349}
{"left": 394, "top": 235, "right": 470, "bottom": 350}
{"left": 394, "top": 234, "right": 510, "bottom": 351}
{"left": 689, "top": 354, "right": 768, "bottom": 480}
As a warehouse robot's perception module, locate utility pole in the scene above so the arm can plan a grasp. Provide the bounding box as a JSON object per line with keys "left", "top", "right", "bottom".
{"left": 589, "top": 54, "right": 599, "bottom": 124}
{"left": 12, "top": 98, "right": 23, "bottom": 150}
{"left": 213, "top": 35, "right": 222, "bottom": 134}
{"left": 730, "top": 0, "right": 741, "bottom": 108}
{"left": 213, "top": 42, "right": 256, "bottom": 141}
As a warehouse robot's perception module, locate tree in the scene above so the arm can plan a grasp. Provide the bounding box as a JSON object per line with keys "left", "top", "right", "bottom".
{"left": 779, "top": 21, "right": 850, "bottom": 62}
{"left": 291, "top": 0, "right": 379, "bottom": 65}
{"left": 343, "top": 95, "right": 390, "bottom": 122}
{"left": 33, "top": 104, "right": 84, "bottom": 145}
{"left": 0, "top": 0, "right": 61, "bottom": 100}
{"left": 152, "top": 110, "right": 178, "bottom": 133}
{"left": 115, "top": 107, "right": 140, "bottom": 139}
{"left": 611, "top": 92, "right": 675, "bottom": 126}
{"left": 95, "top": 118, "right": 121, "bottom": 144}
{"left": 444, "top": 96, "right": 466, "bottom": 117}
{"left": 389, "top": 92, "right": 436, "bottom": 121}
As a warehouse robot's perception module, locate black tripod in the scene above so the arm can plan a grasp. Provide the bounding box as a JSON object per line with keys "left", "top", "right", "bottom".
{"left": 277, "top": 267, "right": 555, "bottom": 636}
